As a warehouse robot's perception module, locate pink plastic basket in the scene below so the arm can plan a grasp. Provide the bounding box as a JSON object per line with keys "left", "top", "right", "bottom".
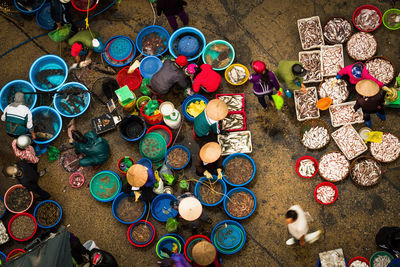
{"left": 69, "top": 172, "right": 85, "bottom": 188}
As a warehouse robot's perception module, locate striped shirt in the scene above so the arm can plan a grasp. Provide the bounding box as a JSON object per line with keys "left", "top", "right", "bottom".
{"left": 1, "top": 105, "right": 33, "bottom": 129}
{"left": 12, "top": 139, "right": 39, "bottom": 164}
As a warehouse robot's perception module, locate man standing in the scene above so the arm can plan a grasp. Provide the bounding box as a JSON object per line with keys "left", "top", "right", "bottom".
{"left": 274, "top": 61, "right": 307, "bottom": 98}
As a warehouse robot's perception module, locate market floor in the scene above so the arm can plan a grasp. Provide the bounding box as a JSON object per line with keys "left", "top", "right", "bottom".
{"left": 1, "top": 0, "right": 400, "bottom": 266}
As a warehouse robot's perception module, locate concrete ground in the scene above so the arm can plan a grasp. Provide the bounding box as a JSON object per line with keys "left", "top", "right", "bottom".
{"left": 1, "top": 0, "right": 400, "bottom": 266}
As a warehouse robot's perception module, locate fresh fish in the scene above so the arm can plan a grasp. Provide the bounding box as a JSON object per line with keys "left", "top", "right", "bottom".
{"left": 36, "top": 132, "right": 54, "bottom": 140}
{"left": 218, "top": 131, "right": 252, "bottom": 155}
{"left": 347, "top": 32, "right": 377, "bottom": 61}
{"left": 316, "top": 185, "right": 336, "bottom": 204}
{"left": 370, "top": 132, "right": 400, "bottom": 162}
{"left": 301, "top": 126, "right": 329, "bottom": 149}
{"left": 298, "top": 159, "right": 316, "bottom": 177}
{"left": 319, "top": 152, "right": 349, "bottom": 182}
{"left": 210, "top": 44, "right": 229, "bottom": 53}
{"left": 60, "top": 101, "right": 74, "bottom": 115}
{"left": 221, "top": 114, "right": 244, "bottom": 130}
{"left": 35, "top": 69, "right": 64, "bottom": 89}
{"left": 218, "top": 95, "right": 243, "bottom": 111}
{"left": 331, "top": 124, "right": 367, "bottom": 160}
{"left": 298, "top": 16, "right": 324, "bottom": 50}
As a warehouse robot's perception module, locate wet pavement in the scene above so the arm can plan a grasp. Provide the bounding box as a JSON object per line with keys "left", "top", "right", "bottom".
{"left": 0, "top": 0, "right": 400, "bottom": 266}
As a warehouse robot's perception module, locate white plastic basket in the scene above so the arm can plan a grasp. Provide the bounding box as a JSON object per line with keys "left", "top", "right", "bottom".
{"left": 294, "top": 87, "right": 320, "bottom": 121}
{"left": 299, "top": 50, "right": 323, "bottom": 83}
{"left": 217, "top": 131, "right": 252, "bottom": 156}
{"left": 321, "top": 44, "right": 344, "bottom": 77}
{"left": 297, "top": 16, "right": 325, "bottom": 50}
{"left": 329, "top": 101, "right": 364, "bottom": 127}
{"left": 331, "top": 124, "right": 368, "bottom": 160}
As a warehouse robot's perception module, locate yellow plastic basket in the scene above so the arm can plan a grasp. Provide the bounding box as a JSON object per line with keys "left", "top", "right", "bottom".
{"left": 224, "top": 64, "right": 249, "bottom": 86}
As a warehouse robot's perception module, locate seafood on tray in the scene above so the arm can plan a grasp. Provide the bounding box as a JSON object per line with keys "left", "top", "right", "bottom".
{"left": 370, "top": 132, "right": 400, "bottom": 162}
{"left": 294, "top": 87, "right": 320, "bottom": 121}
{"left": 331, "top": 124, "right": 368, "bottom": 160}
{"left": 321, "top": 45, "right": 344, "bottom": 77}
{"left": 329, "top": 101, "right": 363, "bottom": 127}
{"left": 218, "top": 131, "right": 252, "bottom": 155}
{"left": 365, "top": 57, "right": 395, "bottom": 85}
{"left": 351, "top": 158, "right": 381, "bottom": 186}
{"left": 299, "top": 51, "right": 323, "bottom": 83}
{"left": 346, "top": 32, "right": 377, "bottom": 61}
{"left": 221, "top": 113, "right": 245, "bottom": 131}
{"left": 323, "top": 17, "right": 352, "bottom": 44}
{"left": 319, "top": 151, "right": 349, "bottom": 182}
{"left": 319, "top": 78, "right": 348, "bottom": 104}
{"left": 301, "top": 126, "right": 330, "bottom": 149}
{"left": 297, "top": 16, "right": 324, "bottom": 50}
{"left": 217, "top": 95, "right": 243, "bottom": 111}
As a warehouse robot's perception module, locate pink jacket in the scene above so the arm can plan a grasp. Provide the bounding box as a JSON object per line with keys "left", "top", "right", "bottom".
{"left": 338, "top": 63, "right": 384, "bottom": 87}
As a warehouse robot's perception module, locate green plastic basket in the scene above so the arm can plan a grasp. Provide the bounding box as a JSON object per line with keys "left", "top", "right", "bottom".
{"left": 90, "top": 171, "right": 121, "bottom": 202}
{"left": 139, "top": 132, "right": 167, "bottom": 162}
{"left": 382, "top": 9, "right": 400, "bottom": 30}
{"left": 370, "top": 251, "right": 394, "bottom": 266}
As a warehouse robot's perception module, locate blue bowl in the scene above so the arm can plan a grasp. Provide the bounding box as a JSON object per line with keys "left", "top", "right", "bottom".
{"left": 112, "top": 192, "right": 147, "bottom": 224}
{"left": 156, "top": 236, "right": 182, "bottom": 259}
{"left": 129, "top": 220, "right": 155, "bottom": 245}
{"left": 0, "top": 197, "right": 6, "bottom": 220}
{"left": 0, "top": 251, "right": 6, "bottom": 264}
{"left": 36, "top": 3, "right": 54, "bottom": 30}
{"left": 0, "top": 80, "right": 37, "bottom": 112}
{"left": 168, "top": 27, "right": 206, "bottom": 61}
{"left": 29, "top": 55, "right": 68, "bottom": 92}
{"left": 103, "top": 35, "right": 136, "bottom": 67}
{"left": 223, "top": 187, "right": 256, "bottom": 220}
{"left": 181, "top": 94, "right": 209, "bottom": 122}
{"left": 54, "top": 82, "right": 91, "bottom": 118}
{"left": 194, "top": 176, "right": 227, "bottom": 207}
{"left": 33, "top": 200, "right": 63, "bottom": 228}
{"left": 151, "top": 193, "right": 178, "bottom": 222}
{"left": 162, "top": 233, "right": 185, "bottom": 248}
{"left": 31, "top": 106, "right": 63, "bottom": 145}
{"left": 211, "top": 220, "right": 246, "bottom": 255}
{"left": 139, "top": 56, "right": 163, "bottom": 79}
{"left": 14, "top": 0, "right": 46, "bottom": 14}
{"left": 165, "top": 145, "right": 191, "bottom": 170}
{"left": 222, "top": 153, "right": 256, "bottom": 187}
{"left": 138, "top": 158, "right": 153, "bottom": 169}
{"left": 108, "top": 36, "right": 133, "bottom": 61}
{"left": 136, "top": 25, "right": 170, "bottom": 57}
{"left": 119, "top": 115, "right": 147, "bottom": 142}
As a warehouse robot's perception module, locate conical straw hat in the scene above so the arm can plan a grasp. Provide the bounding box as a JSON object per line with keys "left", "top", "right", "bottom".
{"left": 355, "top": 80, "right": 379, "bottom": 97}
{"left": 205, "top": 99, "right": 228, "bottom": 121}
{"left": 126, "top": 164, "right": 148, "bottom": 187}
{"left": 178, "top": 197, "right": 202, "bottom": 221}
{"left": 199, "top": 142, "right": 222, "bottom": 163}
{"left": 192, "top": 240, "right": 216, "bottom": 266}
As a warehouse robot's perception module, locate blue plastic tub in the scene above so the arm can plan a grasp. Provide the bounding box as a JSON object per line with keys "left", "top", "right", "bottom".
{"left": 90, "top": 171, "right": 122, "bottom": 202}
{"left": 137, "top": 158, "right": 153, "bottom": 169}
{"left": 53, "top": 82, "right": 91, "bottom": 117}
{"left": 165, "top": 145, "right": 191, "bottom": 170}
{"left": 151, "top": 193, "right": 178, "bottom": 222}
{"left": 168, "top": 27, "right": 206, "bottom": 61}
{"left": 194, "top": 176, "right": 227, "bottom": 207}
{"left": 119, "top": 115, "right": 146, "bottom": 142}
{"left": 136, "top": 25, "right": 170, "bottom": 57}
{"left": 222, "top": 153, "right": 256, "bottom": 187}
{"left": 0, "top": 197, "right": 6, "bottom": 219}
{"left": 103, "top": 35, "right": 136, "bottom": 67}
{"left": 107, "top": 36, "right": 133, "bottom": 61}
{"left": 36, "top": 3, "right": 54, "bottom": 30}
{"left": 14, "top": 0, "right": 46, "bottom": 14}
{"left": 139, "top": 56, "right": 163, "bottom": 79}
{"left": 156, "top": 236, "right": 182, "bottom": 259}
{"left": 0, "top": 251, "right": 6, "bottom": 264}
{"left": 112, "top": 192, "right": 147, "bottom": 224}
{"left": 223, "top": 187, "right": 256, "bottom": 220}
{"left": 0, "top": 80, "right": 37, "bottom": 112}
{"left": 31, "top": 106, "right": 63, "bottom": 145}
{"left": 211, "top": 220, "right": 246, "bottom": 255}
{"left": 202, "top": 40, "right": 235, "bottom": 71}
{"left": 29, "top": 55, "right": 68, "bottom": 92}
{"left": 163, "top": 233, "right": 185, "bottom": 248}
{"left": 128, "top": 220, "right": 155, "bottom": 246}
{"left": 181, "top": 94, "right": 209, "bottom": 122}
{"left": 33, "top": 200, "right": 62, "bottom": 228}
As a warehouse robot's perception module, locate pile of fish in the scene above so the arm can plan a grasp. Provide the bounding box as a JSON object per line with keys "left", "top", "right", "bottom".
{"left": 319, "top": 78, "right": 348, "bottom": 104}
{"left": 301, "top": 126, "right": 330, "bottom": 149}
{"left": 370, "top": 132, "right": 400, "bottom": 162}
{"left": 354, "top": 8, "right": 381, "bottom": 31}
{"left": 218, "top": 131, "right": 252, "bottom": 155}
{"left": 141, "top": 32, "right": 167, "bottom": 56}
{"left": 332, "top": 124, "right": 368, "bottom": 160}
{"left": 205, "top": 43, "right": 232, "bottom": 69}
{"left": 316, "top": 185, "right": 336, "bottom": 204}
{"left": 346, "top": 32, "right": 377, "bottom": 61}
{"left": 365, "top": 57, "right": 395, "bottom": 84}
{"left": 323, "top": 17, "right": 352, "bottom": 44}
{"left": 228, "top": 66, "right": 247, "bottom": 84}
{"left": 298, "top": 159, "right": 316, "bottom": 177}
{"left": 372, "top": 255, "right": 392, "bottom": 267}
{"left": 297, "top": 16, "right": 324, "bottom": 50}
{"left": 221, "top": 114, "right": 245, "bottom": 131}
{"left": 319, "top": 249, "right": 346, "bottom": 267}
{"left": 56, "top": 89, "right": 88, "bottom": 115}
{"left": 351, "top": 158, "right": 381, "bottom": 186}
{"left": 0, "top": 221, "right": 9, "bottom": 245}
{"left": 321, "top": 45, "right": 344, "bottom": 76}
{"left": 294, "top": 87, "right": 320, "bottom": 121}
{"left": 299, "top": 51, "right": 323, "bottom": 83}
{"left": 349, "top": 260, "right": 369, "bottom": 267}
{"left": 319, "top": 152, "right": 349, "bottom": 182}
{"left": 329, "top": 101, "right": 364, "bottom": 127}
{"left": 385, "top": 12, "right": 400, "bottom": 28}
{"left": 35, "top": 68, "right": 64, "bottom": 89}
{"left": 217, "top": 95, "right": 243, "bottom": 111}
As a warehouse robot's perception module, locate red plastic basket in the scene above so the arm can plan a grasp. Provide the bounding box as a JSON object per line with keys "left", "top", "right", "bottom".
{"left": 295, "top": 156, "right": 319, "bottom": 178}
{"left": 117, "top": 156, "right": 134, "bottom": 176}
{"left": 6, "top": 249, "right": 25, "bottom": 262}
{"left": 140, "top": 100, "right": 163, "bottom": 125}
{"left": 69, "top": 172, "right": 85, "bottom": 188}
{"left": 347, "top": 256, "right": 370, "bottom": 266}
{"left": 147, "top": 125, "right": 173, "bottom": 147}
{"left": 4, "top": 184, "right": 34, "bottom": 214}
{"left": 352, "top": 5, "right": 382, "bottom": 32}
{"left": 184, "top": 234, "right": 212, "bottom": 262}
{"left": 127, "top": 220, "right": 155, "bottom": 247}
{"left": 314, "top": 182, "right": 338, "bottom": 205}
{"left": 117, "top": 67, "right": 142, "bottom": 92}
{"left": 8, "top": 213, "right": 37, "bottom": 242}
{"left": 71, "top": 0, "right": 98, "bottom": 12}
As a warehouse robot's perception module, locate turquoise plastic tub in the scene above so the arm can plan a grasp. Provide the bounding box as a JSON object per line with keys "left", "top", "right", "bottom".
{"left": 112, "top": 192, "right": 147, "bottom": 224}
{"left": 168, "top": 27, "right": 206, "bottom": 61}
{"left": 222, "top": 153, "right": 256, "bottom": 187}
{"left": 137, "top": 158, "right": 153, "bottom": 169}
{"left": 165, "top": 145, "right": 191, "bottom": 170}
{"left": 151, "top": 193, "right": 178, "bottom": 222}
{"left": 90, "top": 171, "right": 121, "bottom": 202}
{"left": 211, "top": 220, "right": 246, "bottom": 255}
{"left": 136, "top": 25, "right": 170, "bottom": 56}
{"left": 223, "top": 187, "right": 256, "bottom": 220}
{"left": 194, "top": 176, "right": 227, "bottom": 207}
{"left": 36, "top": 3, "right": 54, "bottom": 30}
{"left": 53, "top": 82, "right": 91, "bottom": 118}
{"left": 0, "top": 80, "right": 37, "bottom": 112}
{"left": 31, "top": 106, "right": 62, "bottom": 145}
{"left": 182, "top": 94, "right": 209, "bottom": 122}
{"left": 14, "top": 0, "right": 46, "bottom": 14}
{"left": 29, "top": 55, "right": 68, "bottom": 92}
{"left": 202, "top": 40, "right": 235, "bottom": 71}
{"left": 33, "top": 200, "right": 62, "bottom": 229}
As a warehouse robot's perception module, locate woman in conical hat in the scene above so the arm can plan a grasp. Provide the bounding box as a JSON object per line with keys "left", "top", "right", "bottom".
{"left": 193, "top": 99, "right": 228, "bottom": 139}
{"left": 195, "top": 142, "right": 223, "bottom": 179}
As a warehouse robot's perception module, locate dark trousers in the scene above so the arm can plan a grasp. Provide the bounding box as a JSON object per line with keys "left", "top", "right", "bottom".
{"left": 364, "top": 109, "right": 386, "bottom": 122}
{"left": 29, "top": 183, "right": 51, "bottom": 200}
{"left": 166, "top": 10, "right": 189, "bottom": 31}
{"left": 257, "top": 94, "right": 273, "bottom": 109}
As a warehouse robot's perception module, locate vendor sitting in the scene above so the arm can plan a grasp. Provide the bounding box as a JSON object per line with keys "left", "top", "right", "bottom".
{"left": 195, "top": 142, "right": 223, "bottom": 179}
{"left": 71, "top": 130, "right": 110, "bottom": 167}
{"left": 125, "top": 164, "right": 155, "bottom": 202}
{"left": 192, "top": 240, "right": 221, "bottom": 267}
{"left": 192, "top": 64, "right": 221, "bottom": 94}
{"left": 68, "top": 29, "right": 101, "bottom": 69}
{"left": 194, "top": 99, "right": 228, "bottom": 140}
{"left": 336, "top": 62, "right": 384, "bottom": 91}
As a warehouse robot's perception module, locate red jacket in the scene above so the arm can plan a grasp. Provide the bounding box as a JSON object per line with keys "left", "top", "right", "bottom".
{"left": 193, "top": 64, "right": 221, "bottom": 93}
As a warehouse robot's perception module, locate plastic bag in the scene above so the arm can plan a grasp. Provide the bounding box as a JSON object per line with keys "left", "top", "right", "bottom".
{"left": 140, "top": 78, "right": 151, "bottom": 96}
{"left": 159, "top": 164, "right": 175, "bottom": 185}
{"left": 153, "top": 178, "right": 164, "bottom": 195}
{"left": 166, "top": 218, "right": 178, "bottom": 233}
{"left": 144, "top": 100, "right": 159, "bottom": 115}
{"left": 271, "top": 88, "right": 284, "bottom": 110}
{"left": 365, "top": 131, "right": 383, "bottom": 143}
{"left": 48, "top": 24, "right": 72, "bottom": 43}
{"left": 48, "top": 146, "right": 60, "bottom": 163}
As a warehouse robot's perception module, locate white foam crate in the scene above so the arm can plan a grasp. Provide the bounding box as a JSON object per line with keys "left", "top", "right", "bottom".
{"left": 299, "top": 50, "right": 323, "bottom": 83}
{"left": 297, "top": 16, "right": 324, "bottom": 50}
{"left": 329, "top": 101, "right": 364, "bottom": 127}
{"left": 217, "top": 130, "right": 252, "bottom": 156}
{"left": 321, "top": 44, "right": 344, "bottom": 77}
{"left": 331, "top": 124, "right": 368, "bottom": 160}
{"left": 294, "top": 87, "right": 320, "bottom": 121}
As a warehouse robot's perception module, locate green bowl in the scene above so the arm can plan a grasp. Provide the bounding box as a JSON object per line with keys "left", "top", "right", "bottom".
{"left": 139, "top": 132, "right": 167, "bottom": 162}
{"left": 90, "top": 171, "right": 121, "bottom": 202}
{"left": 202, "top": 40, "right": 235, "bottom": 71}
{"left": 383, "top": 9, "right": 400, "bottom": 30}
{"left": 370, "top": 251, "right": 394, "bottom": 266}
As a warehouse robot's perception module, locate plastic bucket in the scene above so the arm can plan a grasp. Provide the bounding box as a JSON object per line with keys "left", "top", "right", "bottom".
{"left": 54, "top": 82, "right": 91, "bottom": 117}
{"left": 107, "top": 37, "right": 134, "bottom": 62}
{"left": 140, "top": 100, "right": 163, "bottom": 125}
{"left": 83, "top": 240, "right": 99, "bottom": 251}
{"left": 103, "top": 35, "right": 136, "bottom": 67}
{"left": 151, "top": 193, "right": 178, "bottom": 222}
{"left": 136, "top": 25, "right": 170, "bottom": 57}
{"left": 202, "top": 40, "right": 235, "bottom": 71}
{"left": 8, "top": 213, "right": 37, "bottom": 242}
{"left": 0, "top": 80, "right": 37, "bottom": 112}
{"left": 194, "top": 176, "right": 227, "bottom": 207}
{"left": 6, "top": 249, "right": 25, "bottom": 262}
{"left": 147, "top": 125, "right": 173, "bottom": 147}
{"left": 182, "top": 94, "right": 209, "bottom": 122}
{"left": 117, "top": 67, "right": 142, "bottom": 91}
{"left": 14, "top": 0, "right": 45, "bottom": 14}
{"left": 137, "top": 158, "right": 153, "bottom": 169}
{"left": 314, "top": 182, "right": 338, "bottom": 205}
{"left": 29, "top": 55, "right": 68, "bottom": 92}
{"left": 117, "top": 156, "right": 134, "bottom": 176}
{"left": 382, "top": 9, "right": 400, "bottom": 30}
{"left": 163, "top": 233, "right": 185, "bottom": 248}
{"left": 156, "top": 236, "right": 182, "bottom": 259}
{"left": 112, "top": 192, "right": 147, "bottom": 224}
{"left": 127, "top": 220, "right": 155, "bottom": 247}
{"left": 4, "top": 184, "right": 34, "bottom": 214}
{"left": 139, "top": 56, "right": 163, "bottom": 79}
{"left": 136, "top": 96, "right": 151, "bottom": 110}
{"left": 348, "top": 256, "right": 370, "bottom": 266}
{"left": 352, "top": 5, "right": 382, "bottom": 32}
{"left": 168, "top": 27, "right": 206, "bottom": 61}
{"left": 184, "top": 235, "right": 212, "bottom": 262}
{"left": 165, "top": 145, "right": 191, "bottom": 170}
{"left": 370, "top": 251, "right": 393, "bottom": 266}
{"left": 36, "top": 3, "right": 54, "bottom": 30}
{"left": 71, "top": 0, "right": 99, "bottom": 12}
{"left": 295, "top": 156, "right": 319, "bottom": 179}
{"left": 31, "top": 106, "right": 63, "bottom": 145}
{"left": 119, "top": 115, "right": 146, "bottom": 142}
{"left": 0, "top": 197, "right": 6, "bottom": 219}
{"left": 211, "top": 220, "right": 246, "bottom": 255}
{"left": 222, "top": 153, "right": 256, "bottom": 187}
{"left": 223, "top": 187, "right": 256, "bottom": 220}
{"left": 69, "top": 172, "right": 85, "bottom": 188}
{"left": 225, "top": 63, "right": 249, "bottom": 85}
{"left": 89, "top": 171, "right": 121, "bottom": 202}
{"left": 33, "top": 200, "right": 62, "bottom": 228}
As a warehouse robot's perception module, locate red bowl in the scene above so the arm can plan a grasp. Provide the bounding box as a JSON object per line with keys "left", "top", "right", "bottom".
{"left": 348, "top": 256, "right": 370, "bottom": 266}
{"left": 117, "top": 156, "right": 135, "bottom": 176}
{"left": 71, "top": 0, "right": 98, "bottom": 12}
{"left": 352, "top": 5, "right": 382, "bottom": 32}
{"left": 147, "top": 125, "right": 173, "bottom": 147}
{"left": 6, "top": 249, "right": 25, "bottom": 261}
{"left": 314, "top": 182, "right": 338, "bottom": 205}
{"left": 69, "top": 172, "right": 85, "bottom": 188}
{"left": 8, "top": 213, "right": 37, "bottom": 242}
{"left": 117, "top": 67, "right": 142, "bottom": 92}
{"left": 4, "top": 184, "right": 34, "bottom": 213}
{"left": 295, "top": 156, "right": 319, "bottom": 178}
{"left": 184, "top": 235, "right": 211, "bottom": 262}
{"left": 127, "top": 220, "right": 155, "bottom": 247}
